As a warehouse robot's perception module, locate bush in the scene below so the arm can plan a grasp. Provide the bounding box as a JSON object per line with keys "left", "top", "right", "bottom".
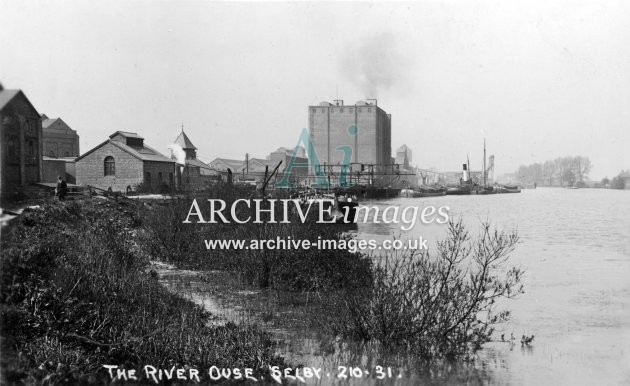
{"left": 139, "top": 193, "right": 372, "bottom": 291}
{"left": 1, "top": 200, "right": 285, "bottom": 383}
{"left": 324, "top": 220, "right": 523, "bottom": 359}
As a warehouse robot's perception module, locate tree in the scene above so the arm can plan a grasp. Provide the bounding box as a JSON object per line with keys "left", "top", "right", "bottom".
{"left": 573, "top": 156, "right": 592, "bottom": 182}
{"left": 543, "top": 160, "right": 556, "bottom": 186}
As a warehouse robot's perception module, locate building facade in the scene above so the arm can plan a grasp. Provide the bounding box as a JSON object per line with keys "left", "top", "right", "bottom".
{"left": 395, "top": 144, "right": 412, "bottom": 169}
{"left": 41, "top": 115, "right": 79, "bottom": 158}
{"left": 308, "top": 100, "right": 392, "bottom": 171}
{"left": 0, "top": 85, "right": 43, "bottom": 199}
{"left": 76, "top": 131, "right": 175, "bottom": 192}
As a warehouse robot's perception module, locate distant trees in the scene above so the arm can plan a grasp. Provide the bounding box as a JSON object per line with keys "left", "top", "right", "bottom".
{"left": 515, "top": 156, "right": 592, "bottom": 186}
{"left": 610, "top": 170, "right": 628, "bottom": 189}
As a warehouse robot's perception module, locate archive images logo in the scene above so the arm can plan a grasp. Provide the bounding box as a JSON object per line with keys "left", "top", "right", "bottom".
{"left": 275, "top": 124, "right": 358, "bottom": 189}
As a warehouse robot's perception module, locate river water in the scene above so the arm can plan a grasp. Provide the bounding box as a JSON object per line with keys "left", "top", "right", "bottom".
{"left": 355, "top": 187, "right": 630, "bottom": 385}
{"left": 160, "top": 188, "right": 630, "bottom": 385}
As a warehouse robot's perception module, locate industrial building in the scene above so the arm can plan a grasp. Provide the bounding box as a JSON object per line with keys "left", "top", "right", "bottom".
{"left": 308, "top": 99, "right": 392, "bottom": 172}
{"left": 75, "top": 131, "right": 175, "bottom": 193}
{"left": 41, "top": 114, "right": 80, "bottom": 183}
{"left": 0, "top": 84, "right": 43, "bottom": 202}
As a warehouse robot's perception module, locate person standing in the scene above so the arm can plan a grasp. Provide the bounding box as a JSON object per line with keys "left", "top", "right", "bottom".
{"left": 56, "top": 176, "right": 68, "bottom": 201}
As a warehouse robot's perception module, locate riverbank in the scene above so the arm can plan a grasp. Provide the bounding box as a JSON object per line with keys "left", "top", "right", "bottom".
{"left": 1, "top": 196, "right": 525, "bottom": 384}
{"left": 0, "top": 200, "right": 286, "bottom": 384}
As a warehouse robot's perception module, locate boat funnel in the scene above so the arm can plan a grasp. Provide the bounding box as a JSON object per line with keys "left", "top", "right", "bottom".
{"left": 462, "top": 163, "right": 469, "bottom": 182}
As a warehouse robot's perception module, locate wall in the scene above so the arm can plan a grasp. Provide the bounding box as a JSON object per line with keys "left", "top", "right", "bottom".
{"left": 42, "top": 158, "right": 66, "bottom": 183}
{"left": 75, "top": 142, "right": 143, "bottom": 192}
{"left": 0, "top": 93, "right": 42, "bottom": 196}
{"left": 142, "top": 161, "right": 176, "bottom": 191}
{"left": 42, "top": 119, "right": 80, "bottom": 157}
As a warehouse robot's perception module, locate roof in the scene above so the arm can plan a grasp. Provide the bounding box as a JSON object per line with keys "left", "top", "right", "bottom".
{"left": 0, "top": 89, "right": 20, "bottom": 111}
{"left": 0, "top": 89, "right": 40, "bottom": 116}
{"left": 42, "top": 118, "right": 58, "bottom": 129}
{"left": 184, "top": 157, "right": 212, "bottom": 170}
{"left": 209, "top": 158, "right": 245, "bottom": 171}
{"left": 76, "top": 138, "right": 173, "bottom": 163}
{"left": 109, "top": 131, "right": 143, "bottom": 139}
{"left": 174, "top": 131, "right": 197, "bottom": 150}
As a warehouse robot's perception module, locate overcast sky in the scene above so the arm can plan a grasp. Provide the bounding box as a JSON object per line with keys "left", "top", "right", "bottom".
{"left": 1, "top": 0, "right": 629, "bottom": 179}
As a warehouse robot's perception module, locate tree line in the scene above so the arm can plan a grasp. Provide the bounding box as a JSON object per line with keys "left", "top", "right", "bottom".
{"left": 515, "top": 156, "right": 592, "bottom": 187}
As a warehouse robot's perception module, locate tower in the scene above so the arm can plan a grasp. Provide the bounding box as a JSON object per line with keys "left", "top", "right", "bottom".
{"left": 173, "top": 126, "right": 197, "bottom": 160}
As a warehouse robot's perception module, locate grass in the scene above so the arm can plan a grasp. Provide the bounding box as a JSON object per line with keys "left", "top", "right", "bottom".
{"left": 1, "top": 189, "right": 525, "bottom": 383}
{"left": 0, "top": 199, "right": 285, "bottom": 384}
{"left": 138, "top": 192, "right": 373, "bottom": 291}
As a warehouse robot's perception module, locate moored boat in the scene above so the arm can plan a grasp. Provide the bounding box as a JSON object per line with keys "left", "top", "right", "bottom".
{"left": 496, "top": 185, "right": 521, "bottom": 193}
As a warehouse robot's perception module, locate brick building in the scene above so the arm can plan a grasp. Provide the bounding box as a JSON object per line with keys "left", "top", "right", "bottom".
{"left": 76, "top": 131, "right": 175, "bottom": 193}
{"left": 41, "top": 114, "right": 80, "bottom": 183}
{"left": 41, "top": 115, "right": 79, "bottom": 157}
{"left": 0, "top": 84, "right": 43, "bottom": 200}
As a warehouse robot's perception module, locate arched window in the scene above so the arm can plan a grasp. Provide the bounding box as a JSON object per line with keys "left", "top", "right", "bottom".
{"left": 104, "top": 156, "right": 115, "bottom": 176}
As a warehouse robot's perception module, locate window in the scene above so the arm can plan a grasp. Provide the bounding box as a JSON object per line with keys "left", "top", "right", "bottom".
{"left": 7, "top": 137, "right": 17, "bottom": 158}
{"left": 145, "top": 172, "right": 151, "bottom": 186}
{"left": 28, "top": 141, "right": 34, "bottom": 155}
{"left": 104, "top": 156, "right": 115, "bottom": 176}
{"left": 158, "top": 172, "right": 163, "bottom": 182}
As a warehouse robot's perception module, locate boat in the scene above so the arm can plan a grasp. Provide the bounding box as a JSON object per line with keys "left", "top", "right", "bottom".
{"left": 446, "top": 161, "right": 474, "bottom": 195}
{"left": 401, "top": 187, "right": 446, "bottom": 198}
{"left": 496, "top": 185, "right": 521, "bottom": 193}
{"left": 472, "top": 185, "right": 497, "bottom": 195}
{"left": 335, "top": 194, "right": 359, "bottom": 223}
{"left": 446, "top": 184, "right": 473, "bottom": 195}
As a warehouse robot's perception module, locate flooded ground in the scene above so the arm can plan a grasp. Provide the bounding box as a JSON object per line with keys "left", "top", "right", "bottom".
{"left": 156, "top": 188, "right": 630, "bottom": 385}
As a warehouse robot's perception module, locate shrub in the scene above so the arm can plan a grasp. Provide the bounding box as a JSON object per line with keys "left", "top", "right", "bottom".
{"left": 324, "top": 220, "right": 523, "bottom": 359}
{"left": 139, "top": 194, "right": 372, "bottom": 291}
{"left": 1, "top": 200, "right": 285, "bottom": 383}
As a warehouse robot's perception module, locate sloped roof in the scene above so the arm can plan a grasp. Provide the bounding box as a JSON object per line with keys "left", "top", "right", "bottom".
{"left": 0, "top": 89, "right": 39, "bottom": 116}
{"left": 76, "top": 138, "right": 173, "bottom": 163}
{"left": 209, "top": 158, "right": 245, "bottom": 171}
{"left": 109, "top": 131, "right": 143, "bottom": 139}
{"left": 174, "top": 131, "right": 197, "bottom": 150}
{"left": 42, "top": 118, "right": 58, "bottom": 129}
{"left": 0, "top": 89, "right": 20, "bottom": 110}
{"left": 184, "top": 157, "right": 213, "bottom": 170}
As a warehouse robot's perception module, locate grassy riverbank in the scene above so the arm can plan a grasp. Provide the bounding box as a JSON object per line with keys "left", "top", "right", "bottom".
{"left": 0, "top": 200, "right": 285, "bottom": 384}
{"left": 1, "top": 193, "right": 524, "bottom": 383}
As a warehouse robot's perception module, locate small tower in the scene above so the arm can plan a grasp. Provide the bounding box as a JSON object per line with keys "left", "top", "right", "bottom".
{"left": 173, "top": 125, "right": 197, "bottom": 160}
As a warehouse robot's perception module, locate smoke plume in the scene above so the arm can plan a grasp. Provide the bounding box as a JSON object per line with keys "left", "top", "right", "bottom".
{"left": 339, "top": 31, "right": 411, "bottom": 98}
{"left": 168, "top": 143, "right": 187, "bottom": 165}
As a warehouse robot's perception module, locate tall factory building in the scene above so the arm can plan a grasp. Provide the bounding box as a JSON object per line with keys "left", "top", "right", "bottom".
{"left": 308, "top": 99, "right": 391, "bottom": 171}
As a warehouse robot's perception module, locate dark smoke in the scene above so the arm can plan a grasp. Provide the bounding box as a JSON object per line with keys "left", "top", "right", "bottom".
{"left": 339, "top": 31, "right": 411, "bottom": 98}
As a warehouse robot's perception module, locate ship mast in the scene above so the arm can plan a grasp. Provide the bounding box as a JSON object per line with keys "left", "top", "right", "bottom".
{"left": 483, "top": 137, "right": 487, "bottom": 187}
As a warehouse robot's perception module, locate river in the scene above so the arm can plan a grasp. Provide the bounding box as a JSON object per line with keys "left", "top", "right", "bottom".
{"left": 159, "top": 187, "right": 630, "bottom": 385}
{"left": 355, "top": 187, "right": 630, "bottom": 385}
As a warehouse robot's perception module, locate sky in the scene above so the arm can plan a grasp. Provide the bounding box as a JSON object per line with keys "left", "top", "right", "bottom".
{"left": 1, "top": 0, "right": 629, "bottom": 179}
